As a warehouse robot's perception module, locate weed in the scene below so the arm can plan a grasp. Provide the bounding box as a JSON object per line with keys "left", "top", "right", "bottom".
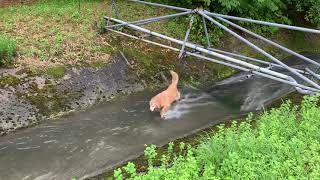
{"left": 0, "top": 34, "right": 16, "bottom": 66}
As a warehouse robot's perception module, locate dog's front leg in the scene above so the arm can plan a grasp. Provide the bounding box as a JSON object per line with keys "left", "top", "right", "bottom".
{"left": 160, "top": 105, "right": 170, "bottom": 118}
{"left": 175, "top": 92, "right": 181, "bottom": 101}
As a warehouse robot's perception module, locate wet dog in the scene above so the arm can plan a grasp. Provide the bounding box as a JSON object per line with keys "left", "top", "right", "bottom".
{"left": 149, "top": 71, "right": 180, "bottom": 118}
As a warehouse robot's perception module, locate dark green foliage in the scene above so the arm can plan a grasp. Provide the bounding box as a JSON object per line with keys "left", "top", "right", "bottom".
{"left": 152, "top": 0, "right": 289, "bottom": 34}
{"left": 286, "top": 0, "right": 320, "bottom": 28}
{"left": 149, "top": 0, "right": 319, "bottom": 45}
{"left": 152, "top": 0, "right": 320, "bottom": 27}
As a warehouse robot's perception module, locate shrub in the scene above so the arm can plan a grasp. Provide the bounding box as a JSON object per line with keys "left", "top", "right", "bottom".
{"left": 114, "top": 95, "right": 320, "bottom": 179}
{"left": 149, "top": 0, "right": 320, "bottom": 45}
{"left": 286, "top": 0, "right": 320, "bottom": 28}
{"left": 147, "top": 0, "right": 290, "bottom": 45}
{"left": 0, "top": 34, "right": 16, "bottom": 66}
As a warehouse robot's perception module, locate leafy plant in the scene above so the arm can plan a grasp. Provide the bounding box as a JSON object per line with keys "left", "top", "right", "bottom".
{"left": 151, "top": 0, "right": 290, "bottom": 43}
{"left": 286, "top": 0, "right": 320, "bottom": 27}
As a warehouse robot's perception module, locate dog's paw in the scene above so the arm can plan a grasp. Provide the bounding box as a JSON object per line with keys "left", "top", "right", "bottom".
{"left": 160, "top": 113, "right": 167, "bottom": 119}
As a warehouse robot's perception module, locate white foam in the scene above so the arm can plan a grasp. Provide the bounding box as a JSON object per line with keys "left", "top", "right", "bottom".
{"left": 162, "top": 93, "right": 214, "bottom": 119}
{"left": 34, "top": 172, "right": 56, "bottom": 180}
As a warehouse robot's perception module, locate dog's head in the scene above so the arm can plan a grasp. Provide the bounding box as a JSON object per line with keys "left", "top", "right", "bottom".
{"left": 149, "top": 99, "right": 160, "bottom": 112}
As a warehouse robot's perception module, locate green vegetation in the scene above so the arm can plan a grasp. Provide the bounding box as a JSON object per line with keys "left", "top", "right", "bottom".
{"left": 46, "top": 66, "right": 66, "bottom": 79}
{"left": 114, "top": 95, "right": 320, "bottom": 179}
{"left": 0, "top": 75, "right": 20, "bottom": 87}
{"left": 287, "top": 0, "right": 320, "bottom": 27}
{"left": 19, "top": 83, "right": 81, "bottom": 116}
{"left": 0, "top": 0, "right": 113, "bottom": 69}
{"left": 0, "top": 34, "right": 16, "bottom": 66}
{"left": 153, "top": 0, "right": 320, "bottom": 27}
{"left": 151, "top": 0, "right": 320, "bottom": 44}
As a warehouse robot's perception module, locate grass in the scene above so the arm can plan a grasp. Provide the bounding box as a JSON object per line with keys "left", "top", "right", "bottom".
{"left": 0, "top": 34, "right": 16, "bottom": 66}
{"left": 46, "top": 66, "right": 66, "bottom": 79}
{"left": 0, "top": 0, "right": 187, "bottom": 70}
{"left": 0, "top": 0, "right": 116, "bottom": 70}
{"left": 114, "top": 95, "right": 320, "bottom": 179}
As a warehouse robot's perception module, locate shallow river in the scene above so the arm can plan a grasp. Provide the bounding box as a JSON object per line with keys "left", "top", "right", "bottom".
{"left": 0, "top": 54, "right": 319, "bottom": 180}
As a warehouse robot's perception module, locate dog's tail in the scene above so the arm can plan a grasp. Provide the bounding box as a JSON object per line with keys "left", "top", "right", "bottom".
{"left": 170, "top": 71, "right": 179, "bottom": 85}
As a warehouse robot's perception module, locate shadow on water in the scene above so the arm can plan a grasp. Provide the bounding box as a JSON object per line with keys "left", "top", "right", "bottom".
{"left": 0, "top": 54, "right": 319, "bottom": 180}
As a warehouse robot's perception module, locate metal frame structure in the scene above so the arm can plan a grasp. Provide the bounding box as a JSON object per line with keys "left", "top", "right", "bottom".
{"left": 104, "top": 0, "right": 320, "bottom": 94}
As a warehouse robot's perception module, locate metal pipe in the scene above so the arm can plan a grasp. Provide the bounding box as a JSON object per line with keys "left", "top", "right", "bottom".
{"left": 286, "top": 76, "right": 313, "bottom": 94}
{"left": 207, "top": 47, "right": 309, "bottom": 75}
{"left": 106, "top": 0, "right": 114, "bottom": 26}
{"left": 105, "top": 11, "right": 192, "bottom": 28}
{"left": 211, "top": 14, "right": 320, "bottom": 68}
{"left": 204, "top": 12, "right": 320, "bottom": 34}
{"left": 128, "top": 0, "right": 189, "bottom": 12}
{"left": 106, "top": 16, "right": 291, "bottom": 80}
{"left": 179, "top": 15, "right": 195, "bottom": 59}
{"left": 202, "top": 14, "right": 211, "bottom": 48}
{"left": 306, "top": 68, "right": 320, "bottom": 80}
{"left": 106, "top": 28, "right": 318, "bottom": 93}
{"left": 200, "top": 11, "right": 320, "bottom": 90}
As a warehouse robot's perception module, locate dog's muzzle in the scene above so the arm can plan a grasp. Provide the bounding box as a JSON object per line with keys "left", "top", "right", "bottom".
{"left": 150, "top": 106, "right": 160, "bottom": 112}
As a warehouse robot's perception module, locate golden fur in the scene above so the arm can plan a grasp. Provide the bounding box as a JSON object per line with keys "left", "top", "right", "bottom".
{"left": 149, "top": 71, "right": 180, "bottom": 118}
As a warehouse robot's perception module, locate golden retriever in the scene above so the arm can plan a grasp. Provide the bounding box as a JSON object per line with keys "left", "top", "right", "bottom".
{"left": 149, "top": 71, "right": 180, "bottom": 118}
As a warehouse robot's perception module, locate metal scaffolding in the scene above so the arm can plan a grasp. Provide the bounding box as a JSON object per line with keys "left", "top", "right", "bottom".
{"left": 104, "top": 0, "right": 320, "bottom": 95}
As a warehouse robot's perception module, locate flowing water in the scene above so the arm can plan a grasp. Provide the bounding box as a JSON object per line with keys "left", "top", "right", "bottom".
{"left": 0, "top": 54, "right": 319, "bottom": 180}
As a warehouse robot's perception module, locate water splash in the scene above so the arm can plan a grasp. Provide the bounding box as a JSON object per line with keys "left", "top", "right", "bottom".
{"left": 163, "top": 92, "right": 215, "bottom": 120}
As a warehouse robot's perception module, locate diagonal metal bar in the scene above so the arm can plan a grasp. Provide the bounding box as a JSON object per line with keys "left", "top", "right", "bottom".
{"left": 106, "top": 16, "right": 293, "bottom": 80}
{"left": 200, "top": 11, "right": 320, "bottom": 90}
{"left": 106, "top": 28, "right": 318, "bottom": 93}
{"left": 179, "top": 15, "right": 195, "bottom": 59}
{"left": 105, "top": 11, "right": 192, "bottom": 28}
{"left": 107, "top": 0, "right": 122, "bottom": 26}
{"left": 128, "top": 0, "right": 189, "bottom": 12}
{"left": 305, "top": 68, "right": 320, "bottom": 80}
{"left": 106, "top": 0, "right": 114, "bottom": 26}
{"left": 202, "top": 14, "right": 211, "bottom": 48}
{"left": 113, "top": 0, "right": 121, "bottom": 19}
{"left": 208, "top": 47, "right": 310, "bottom": 75}
{"left": 211, "top": 14, "right": 320, "bottom": 67}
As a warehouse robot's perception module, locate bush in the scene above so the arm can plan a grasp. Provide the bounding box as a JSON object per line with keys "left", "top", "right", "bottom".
{"left": 146, "top": 0, "right": 290, "bottom": 45}
{"left": 114, "top": 95, "right": 320, "bottom": 179}
{"left": 0, "top": 34, "right": 16, "bottom": 66}
{"left": 286, "top": 0, "right": 320, "bottom": 28}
